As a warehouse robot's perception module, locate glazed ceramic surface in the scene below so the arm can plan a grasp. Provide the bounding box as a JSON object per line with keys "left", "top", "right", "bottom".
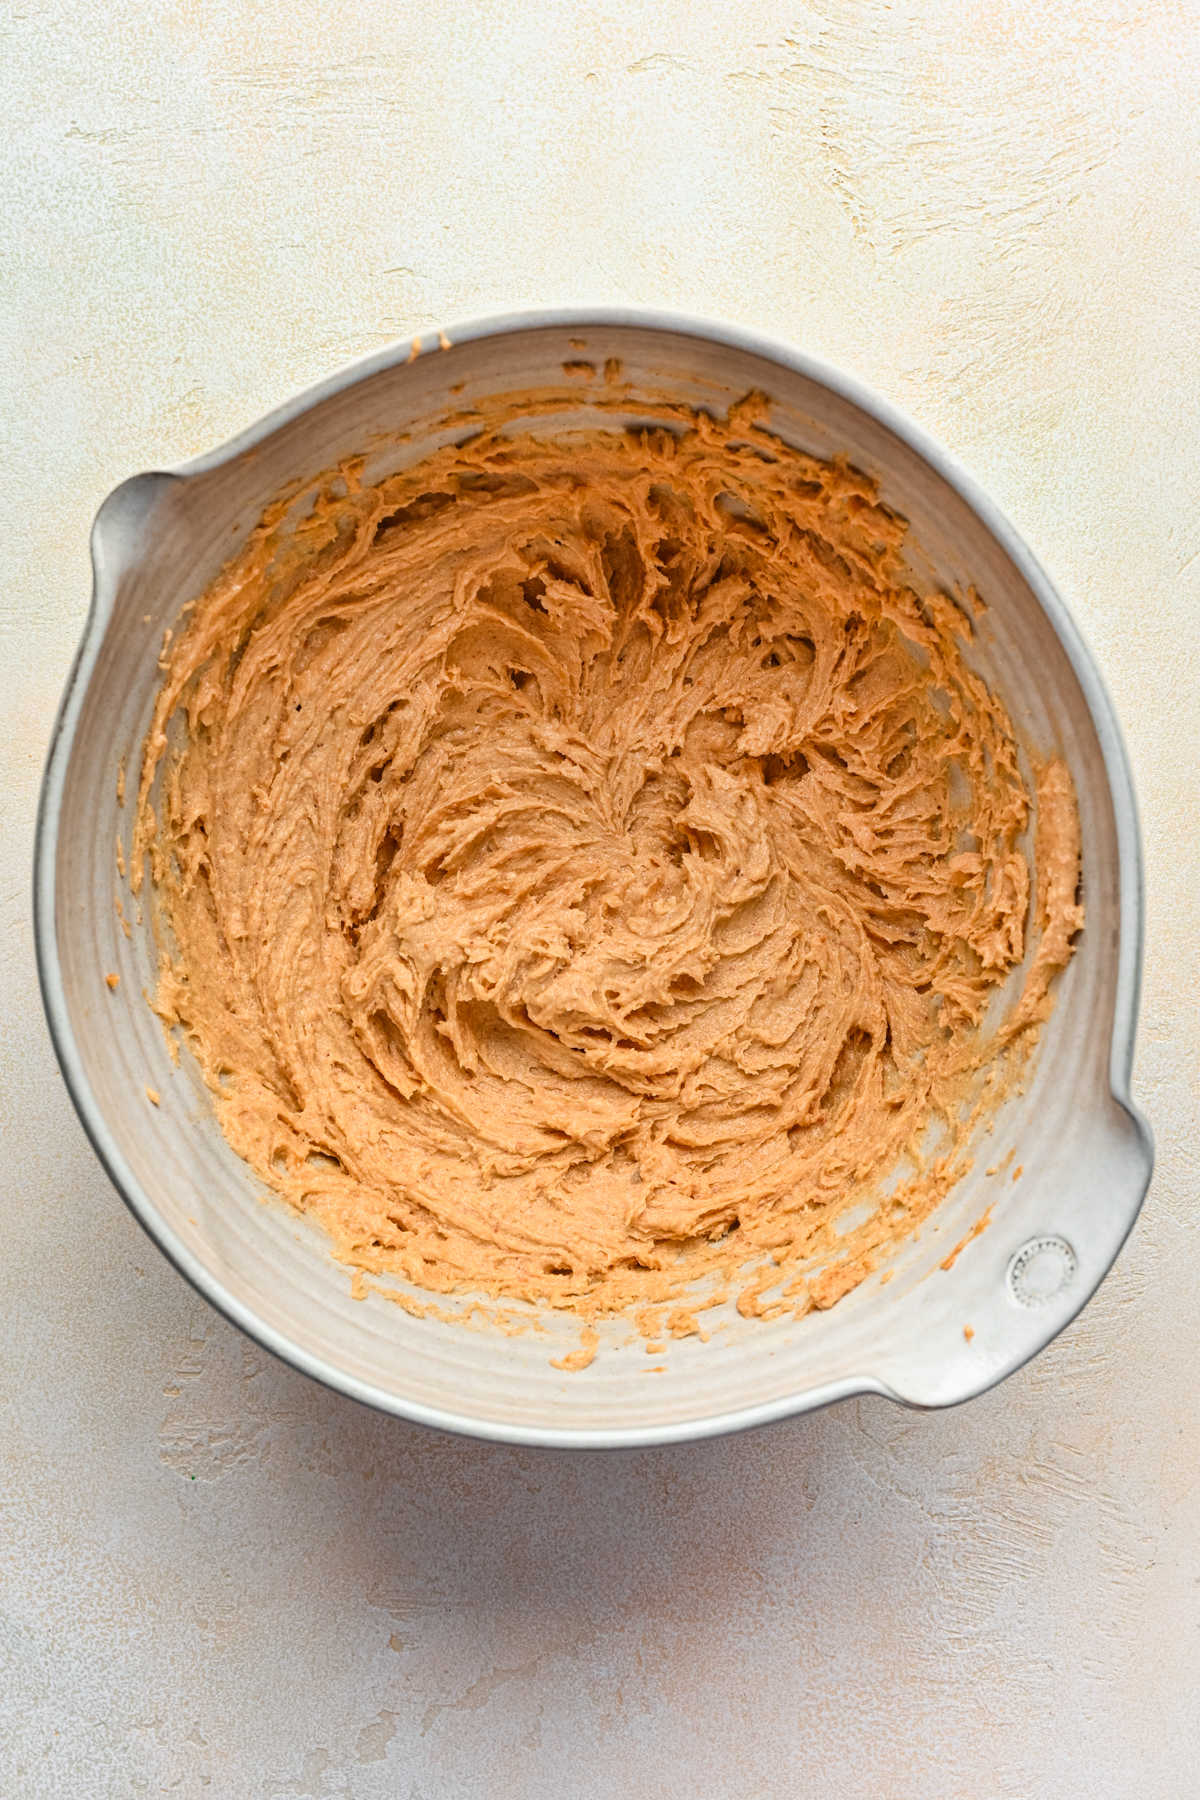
{"left": 34, "top": 311, "right": 1152, "bottom": 1445}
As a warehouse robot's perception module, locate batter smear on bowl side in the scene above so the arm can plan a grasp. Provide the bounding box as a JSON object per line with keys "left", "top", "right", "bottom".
{"left": 132, "top": 395, "right": 1082, "bottom": 1354}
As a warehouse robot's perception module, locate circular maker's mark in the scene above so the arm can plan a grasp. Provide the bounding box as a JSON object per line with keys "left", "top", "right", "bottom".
{"left": 1008, "top": 1235, "right": 1078, "bottom": 1307}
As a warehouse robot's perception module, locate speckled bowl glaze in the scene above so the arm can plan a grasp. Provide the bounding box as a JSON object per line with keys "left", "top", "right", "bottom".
{"left": 34, "top": 310, "right": 1153, "bottom": 1446}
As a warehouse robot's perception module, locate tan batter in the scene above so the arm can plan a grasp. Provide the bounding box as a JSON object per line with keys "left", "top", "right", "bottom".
{"left": 133, "top": 393, "right": 1082, "bottom": 1344}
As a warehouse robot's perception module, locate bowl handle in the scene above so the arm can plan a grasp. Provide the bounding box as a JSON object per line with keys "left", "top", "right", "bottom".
{"left": 89, "top": 471, "right": 180, "bottom": 633}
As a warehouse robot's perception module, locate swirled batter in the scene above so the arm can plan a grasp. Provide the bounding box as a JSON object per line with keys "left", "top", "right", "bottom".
{"left": 134, "top": 394, "right": 1082, "bottom": 1345}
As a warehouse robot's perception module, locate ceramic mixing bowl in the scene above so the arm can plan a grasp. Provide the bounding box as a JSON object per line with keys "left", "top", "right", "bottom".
{"left": 34, "top": 310, "right": 1153, "bottom": 1445}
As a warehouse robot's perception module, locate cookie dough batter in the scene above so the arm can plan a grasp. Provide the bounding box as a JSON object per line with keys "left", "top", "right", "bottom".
{"left": 134, "top": 395, "right": 1082, "bottom": 1336}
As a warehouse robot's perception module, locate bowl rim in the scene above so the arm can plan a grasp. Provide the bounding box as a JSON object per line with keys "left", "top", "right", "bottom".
{"left": 33, "top": 305, "right": 1154, "bottom": 1447}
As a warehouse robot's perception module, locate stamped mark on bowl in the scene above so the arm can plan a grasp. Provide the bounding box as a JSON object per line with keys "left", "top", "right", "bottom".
{"left": 1008, "top": 1235, "right": 1078, "bottom": 1307}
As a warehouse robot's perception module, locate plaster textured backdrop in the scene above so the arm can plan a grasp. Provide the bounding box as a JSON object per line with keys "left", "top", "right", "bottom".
{"left": 2, "top": 3, "right": 1198, "bottom": 1795}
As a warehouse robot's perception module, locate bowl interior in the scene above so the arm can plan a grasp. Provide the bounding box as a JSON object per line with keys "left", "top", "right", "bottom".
{"left": 40, "top": 318, "right": 1150, "bottom": 1442}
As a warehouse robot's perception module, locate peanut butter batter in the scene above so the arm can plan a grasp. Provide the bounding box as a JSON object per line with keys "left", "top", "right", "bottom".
{"left": 133, "top": 394, "right": 1082, "bottom": 1344}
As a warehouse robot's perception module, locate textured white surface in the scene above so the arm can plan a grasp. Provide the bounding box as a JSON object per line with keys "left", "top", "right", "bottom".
{"left": 2, "top": 3, "right": 1197, "bottom": 1795}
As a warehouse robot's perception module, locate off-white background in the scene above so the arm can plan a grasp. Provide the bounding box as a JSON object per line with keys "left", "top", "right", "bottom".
{"left": 3, "top": 3, "right": 1198, "bottom": 1795}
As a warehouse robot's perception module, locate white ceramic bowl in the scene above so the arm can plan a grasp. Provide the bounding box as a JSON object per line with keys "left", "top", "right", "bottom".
{"left": 35, "top": 310, "right": 1153, "bottom": 1445}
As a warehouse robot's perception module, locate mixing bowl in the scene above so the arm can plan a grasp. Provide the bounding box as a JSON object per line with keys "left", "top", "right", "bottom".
{"left": 34, "top": 310, "right": 1153, "bottom": 1445}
